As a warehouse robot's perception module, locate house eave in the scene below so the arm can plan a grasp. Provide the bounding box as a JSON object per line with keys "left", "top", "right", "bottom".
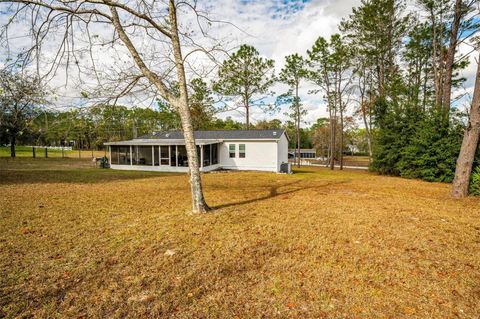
{"left": 104, "top": 139, "right": 223, "bottom": 146}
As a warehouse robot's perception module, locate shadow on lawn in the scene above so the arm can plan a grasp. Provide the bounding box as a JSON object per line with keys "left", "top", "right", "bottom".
{"left": 212, "top": 179, "right": 347, "bottom": 210}
{"left": 0, "top": 169, "right": 181, "bottom": 185}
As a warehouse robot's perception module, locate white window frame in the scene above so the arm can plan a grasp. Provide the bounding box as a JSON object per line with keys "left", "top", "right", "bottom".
{"left": 229, "top": 144, "right": 236, "bottom": 158}
{"left": 239, "top": 144, "right": 246, "bottom": 158}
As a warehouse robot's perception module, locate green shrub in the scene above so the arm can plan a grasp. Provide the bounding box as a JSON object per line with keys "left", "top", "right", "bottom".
{"left": 469, "top": 166, "right": 480, "bottom": 196}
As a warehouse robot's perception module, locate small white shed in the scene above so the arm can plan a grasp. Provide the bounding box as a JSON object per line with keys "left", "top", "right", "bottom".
{"left": 105, "top": 129, "right": 289, "bottom": 173}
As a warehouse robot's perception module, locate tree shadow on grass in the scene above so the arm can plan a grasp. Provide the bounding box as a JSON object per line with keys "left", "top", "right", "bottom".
{"left": 0, "top": 169, "right": 183, "bottom": 185}
{"left": 211, "top": 179, "right": 348, "bottom": 210}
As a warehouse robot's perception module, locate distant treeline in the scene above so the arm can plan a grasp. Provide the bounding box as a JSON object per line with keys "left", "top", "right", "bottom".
{"left": 0, "top": 102, "right": 371, "bottom": 157}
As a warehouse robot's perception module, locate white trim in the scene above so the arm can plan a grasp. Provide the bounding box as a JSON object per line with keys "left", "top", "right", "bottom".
{"left": 104, "top": 136, "right": 286, "bottom": 146}
{"left": 110, "top": 163, "right": 221, "bottom": 173}
{"left": 105, "top": 139, "right": 223, "bottom": 146}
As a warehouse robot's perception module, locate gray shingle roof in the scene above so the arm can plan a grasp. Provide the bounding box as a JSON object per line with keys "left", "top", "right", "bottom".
{"left": 138, "top": 129, "right": 286, "bottom": 140}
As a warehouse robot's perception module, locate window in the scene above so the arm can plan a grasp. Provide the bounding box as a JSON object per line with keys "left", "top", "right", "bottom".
{"left": 239, "top": 144, "right": 246, "bottom": 158}
{"left": 229, "top": 144, "right": 236, "bottom": 158}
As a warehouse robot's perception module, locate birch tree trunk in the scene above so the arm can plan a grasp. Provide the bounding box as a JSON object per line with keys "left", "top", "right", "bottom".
{"left": 451, "top": 55, "right": 480, "bottom": 198}
{"left": 169, "top": 0, "right": 209, "bottom": 212}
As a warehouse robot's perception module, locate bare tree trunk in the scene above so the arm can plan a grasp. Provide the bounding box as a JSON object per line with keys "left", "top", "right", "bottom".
{"left": 437, "top": 16, "right": 445, "bottom": 107}
{"left": 295, "top": 85, "right": 301, "bottom": 168}
{"left": 359, "top": 73, "right": 373, "bottom": 160}
{"left": 330, "top": 110, "right": 336, "bottom": 170}
{"left": 10, "top": 134, "right": 16, "bottom": 158}
{"left": 361, "top": 102, "right": 373, "bottom": 159}
{"left": 442, "top": 0, "right": 463, "bottom": 119}
{"left": 245, "top": 101, "right": 250, "bottom": 129}
{"left": 339, "top": 103, "right": 344, "bottom": 170}
{"left": 452, "top": 56, "right": 480, "bottom": 198}
{"left": 430, "top": 7, "right": 442, "bottom": 108}
{"left": 296, "top": 121, "right": 300, "bottom": 168}
{"left": 169, "top": 0, "right": 209, "bottom": 212}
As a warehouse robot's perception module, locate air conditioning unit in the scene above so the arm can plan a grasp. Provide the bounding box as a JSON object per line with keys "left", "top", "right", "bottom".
{"left": 280, "top": 162, "right": 292, "bottom": 174}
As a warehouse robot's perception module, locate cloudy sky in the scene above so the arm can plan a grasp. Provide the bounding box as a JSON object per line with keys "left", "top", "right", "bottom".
{"left": 205, "top": 0, "right": 364, "bottom": 125}
{"left": 0, "top": 0, "right": 478, "bottom": 127}
{"left": 205, "top": 0, "right": 478, "bottom": 126}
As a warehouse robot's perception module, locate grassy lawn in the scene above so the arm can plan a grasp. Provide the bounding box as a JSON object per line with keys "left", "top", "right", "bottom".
{"left": 1, "top": 158, "right": 479, "bottom": 318}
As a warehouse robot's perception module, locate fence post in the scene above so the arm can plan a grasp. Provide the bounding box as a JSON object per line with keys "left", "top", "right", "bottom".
{"left": 32, "top": 147, "right": 36, "bottom": 158}
{"left": 44, "top": 147, "right": 48, "bottom": 158}
{"left": 78, "top": 148, "right": 81, "bottom": 159}
{"left": 62, "top": 147, "right": 65, "bottom": 158}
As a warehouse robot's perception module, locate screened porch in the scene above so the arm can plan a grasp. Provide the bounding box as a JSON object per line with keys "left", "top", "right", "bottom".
{"left": 109, "top": 142, "right": 219, "bottom": 170}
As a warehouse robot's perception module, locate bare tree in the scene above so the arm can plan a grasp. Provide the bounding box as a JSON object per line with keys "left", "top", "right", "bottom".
{"left": 355, "top": 64, "right": 374, "bottom": 160}
{"left": 0, "top": 69, "right": 46, "bottom": 157}
{"left": 452, "top": 53, "right": 480, "bottom": 198}
{"left": 0, "top": 0, "right": 226, "bottom": 212}
{"left": 307, "top": 34, "right": 353, "bottom": 170}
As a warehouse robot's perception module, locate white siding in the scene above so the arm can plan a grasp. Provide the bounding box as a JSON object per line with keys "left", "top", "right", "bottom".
{"left": 277, "top": 133, "right": 289, "bottom": 171}
{"left": 218, "top": 140, "right": 278, "bottom": 172}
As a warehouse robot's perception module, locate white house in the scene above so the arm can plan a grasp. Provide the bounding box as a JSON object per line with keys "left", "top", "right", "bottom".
{"left": 105, "top": 129, "right": 289, "bottom": 173}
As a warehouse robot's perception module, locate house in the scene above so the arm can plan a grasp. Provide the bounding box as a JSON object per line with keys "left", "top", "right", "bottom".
{"left": 105, "top": 129, "right": 289, "bottom": 173}
{"left": 288, "top": 148, "right": 316, "bottom": 159}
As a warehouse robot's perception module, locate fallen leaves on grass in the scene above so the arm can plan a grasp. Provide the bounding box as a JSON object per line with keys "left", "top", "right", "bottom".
{"left": 1, "top": 160, "right": 479, "bottom": 318}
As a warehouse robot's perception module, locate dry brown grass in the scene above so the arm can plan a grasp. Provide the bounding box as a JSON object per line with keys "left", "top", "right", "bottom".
{"left": 1, "top": 158, "right": 479, "bottom": 318}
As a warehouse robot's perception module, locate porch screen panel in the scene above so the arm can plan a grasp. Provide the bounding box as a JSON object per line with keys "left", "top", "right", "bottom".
{"left": 110, "top": 146, "right": 119, "bottom": 164}
{"left": 202, "top": 144, "right": 211, "bottom": 167}
{"left": 132, "top": 146, "right": 153, "bottom": 165}
{"left": 211, "top": 144, "right": 218, "bottom": 165}
{"left": 160, "top": 146, "right": 169, "bottom": 165}
{"left": 170, "top": 146, "right": 177, "bottom": 166}
{"left": 110, "top": 146, "right": 129, "bottom": 165}
{"left": 177, "top": 146, "right": 188, "bottom": 167}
